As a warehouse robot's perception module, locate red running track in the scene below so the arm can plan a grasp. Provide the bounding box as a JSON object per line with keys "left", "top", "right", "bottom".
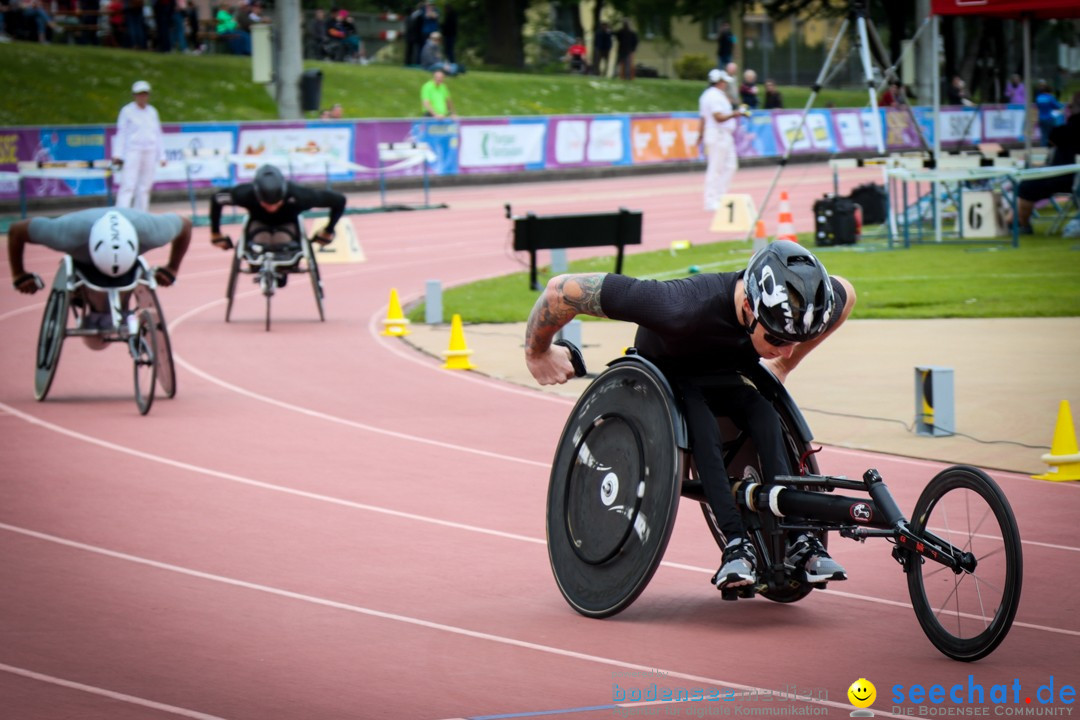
{"left": 1, "top": 166, "right": 1077, "bottom": 720}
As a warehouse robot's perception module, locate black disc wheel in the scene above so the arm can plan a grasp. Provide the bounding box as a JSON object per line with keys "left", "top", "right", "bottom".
{"left": 547, "top": 360, "right": 684, "bottom": 618}
{"left": 132, "top": 310, "right": 158, "bottom": 415}
{"left": 906, "top": 465, "right": 1022, "bottom": 662}
{"left": 34, "top": 287, "right": 69, "bottom": 401}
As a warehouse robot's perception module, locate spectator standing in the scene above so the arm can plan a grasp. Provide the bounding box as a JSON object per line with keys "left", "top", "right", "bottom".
{"left": 171, "top": 0, "right": 188, "bottom": 52}
{"left": 123, "top": 0, "right": 146, "bottom": 48}
{"left": 615, "top": 20, "right": 637, "bottom": 81}
{"left": 1004, "top": 73, "right": 1025, "bottom": 105}
{"left": 763, "top": 79, "right": 783, "bottom": 110}
{"left": 724, "top": 61, "right": 740, "bottom": 105}
{"left": 739, "top": 69, "right": 759, "bottom": 109}
{"left": 78, "top": 0, "right": 100, "bottom": 44}
{"left": 154, "top": 0, "right": 174, "bottom": 51}
{"left": 593, "top": 21, "right": 612, "bottom": 77}
{"left": 1034, "top": 80, "right": 1064, "bottom": 147}
{"left": 716, "top": 21, "right": 734, "bottom": 68}
{"left": 420, "top": 2, "right": 439, "bottom": 46}
{"left": 420, "top": 68, "right": 456, "bottom": 119}
{"left": 441, "top": 3, "right": 457, "bottom": 64}
{"left": 113, "top": 80, "right": 165, "bottom": 212}
{"left": 405, "top": 1, "right": 424, "bottom": 65}
{"left": 306, "top": 8, "right": 327, "bottom": 59}
{"left": 697, "top": 69, "right": 744, "bottom": 213}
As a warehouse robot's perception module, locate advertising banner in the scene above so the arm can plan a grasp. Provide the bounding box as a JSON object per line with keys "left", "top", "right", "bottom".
{"left": 629, "top": 115, "right": 699, "bottom": 164}
{"left": 0, "top": 106, "right": 1033, "bottom": 202}
{"left": 458, "top": 120, "right": 547, "bottom": 172}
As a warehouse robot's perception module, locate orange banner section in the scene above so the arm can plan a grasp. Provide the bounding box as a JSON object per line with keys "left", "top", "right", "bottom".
{"left": 630, "top": 118, "right": 702, "bottom": 163}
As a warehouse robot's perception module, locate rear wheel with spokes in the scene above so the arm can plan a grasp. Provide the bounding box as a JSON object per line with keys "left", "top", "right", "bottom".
{"left": 906, "top": 465, "right": 1022, "bottom": 661}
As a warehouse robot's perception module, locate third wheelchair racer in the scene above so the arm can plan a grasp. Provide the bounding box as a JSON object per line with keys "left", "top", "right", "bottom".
{"left": 524, "top": 241, "right": 857, "bottom": 592}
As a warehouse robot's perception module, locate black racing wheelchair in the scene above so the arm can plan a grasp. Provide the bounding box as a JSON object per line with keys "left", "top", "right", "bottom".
{"left": 547, "top": 344, "right": 1023, "bottom": 662}
{"left": 224, "top": 218, "right": 325, "bottom": 332}
{"left": 35, "top": 256, "right": 176, "bottom": 415}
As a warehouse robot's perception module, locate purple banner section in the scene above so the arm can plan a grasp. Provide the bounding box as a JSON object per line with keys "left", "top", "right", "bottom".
{"left": 0, "top": 106, "right": 1030, "bottom": 202}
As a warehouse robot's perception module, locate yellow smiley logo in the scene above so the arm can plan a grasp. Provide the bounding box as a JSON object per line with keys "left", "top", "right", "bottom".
{"left": 848, "top": 678, "right": 876, "bottom": 709}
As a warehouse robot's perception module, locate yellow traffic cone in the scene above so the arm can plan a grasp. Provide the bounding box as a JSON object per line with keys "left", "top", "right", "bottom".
{"left": 442, "top": 313, "right": 476, "bottom": 370}
{"left": 1033, "top": 400, "right": 1080, "bottom": 482}
{"left": 381, "top": 288, "right": 411, "bottom": 337}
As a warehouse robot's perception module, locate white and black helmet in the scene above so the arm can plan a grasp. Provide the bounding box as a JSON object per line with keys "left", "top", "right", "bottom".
{"left": 745, "top": 240, "right": 835, "bottom": 343}
{"left": 89, "top": 210, "right": 139, "bottom": 278}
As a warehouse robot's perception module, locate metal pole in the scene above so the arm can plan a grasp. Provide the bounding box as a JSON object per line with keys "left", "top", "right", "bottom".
{"left": 1022, "top": 16, "right": 1033, "bottom": 164}
{"left": 744, "top": 17, "right": 851, "bottom": 242}
{"left": 932, "top": 13, "right": 943, "bottom": 244}
{"left": 856, "top": 13, "right": 885, "bottom": 154}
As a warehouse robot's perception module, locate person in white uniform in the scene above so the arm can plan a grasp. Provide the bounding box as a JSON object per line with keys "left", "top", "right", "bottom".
{"left": 697, "top": 68, "right": 745, "bottom": 213}
{"left": 113, "top": 80, "right": 165, "bottom": 212}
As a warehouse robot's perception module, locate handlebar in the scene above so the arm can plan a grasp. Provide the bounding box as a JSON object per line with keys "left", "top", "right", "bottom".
{"left": 554, "top": 339, "right": 587, "bottom": 378}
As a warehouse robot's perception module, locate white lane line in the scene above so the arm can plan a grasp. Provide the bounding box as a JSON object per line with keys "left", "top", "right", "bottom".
{"left": 0, "top": 521, "right": 912, "bottom": 720}
{"left": 0, "top": 302, "right": 43, "bottom": 323}
{"left": 0, "top": 662, "right": 229, "bottom": 720}
{"left": 365, "top": 294, "right": 578, "bottom": 406}
{"left": 0, "top": 400, "right": 544, "bottom": 543}
{"left": 1, "top": 399, "right": 1077, "bottom": 637}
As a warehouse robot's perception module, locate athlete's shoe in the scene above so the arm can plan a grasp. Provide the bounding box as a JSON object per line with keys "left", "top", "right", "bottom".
{"left": 711, "top": 537, "right": 757, "bottom": 590}
{"left": 786, "top": 533, "right": 847, "bottom": 583}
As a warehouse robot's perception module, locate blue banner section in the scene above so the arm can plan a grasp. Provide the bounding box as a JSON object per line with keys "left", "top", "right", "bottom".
{"left": 0, "top": 105, "right": 1030, "bottom": 201}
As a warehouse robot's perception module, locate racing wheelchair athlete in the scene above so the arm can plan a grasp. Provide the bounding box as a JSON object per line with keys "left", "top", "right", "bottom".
{"left": 8, "top": 208, "right": 192, "bottom": 414}
{"left": 209, "top": 164, "right": 347, "bottom": 331}
{"left": 526, "top": 241, "right": 1022, "bottom": 661}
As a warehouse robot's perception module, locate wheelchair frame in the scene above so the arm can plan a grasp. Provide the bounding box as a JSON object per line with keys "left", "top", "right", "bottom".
{"left": 35, "top": 256, "right": 176, "bottom": 416}
{"left": 546, "top": 350, "right": 1022, "bottom": 661}
{"left": 224, "top": 217, "right": 325, "bottom": 332}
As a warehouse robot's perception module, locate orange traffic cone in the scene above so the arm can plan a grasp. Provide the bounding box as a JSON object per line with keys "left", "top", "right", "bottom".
{"left": 1033, "top": 400, "right": 1080, "bottom": 482}
{"left": 753, "top": 218, "right": 769, "bottom": 251}
{"left": 381, "top": 288, "right": 411, "bottom": 337}
{"left": 442, "top": 313, "right": 476, "bottom": 370}
{"left": 777, "top": 191, "right": 797, "bottom": 243}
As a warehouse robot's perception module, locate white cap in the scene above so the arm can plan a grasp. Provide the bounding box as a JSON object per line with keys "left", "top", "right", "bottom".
{"left": 132, "top": 80, "right": 151, "bottom": 94}
{"left": 708, "top": 69, "right": 734, "bottom": 84}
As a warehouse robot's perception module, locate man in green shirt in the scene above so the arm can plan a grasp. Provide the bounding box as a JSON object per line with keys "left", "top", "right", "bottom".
{"left": 420, "top": 69, "right": 456, "bottom": 119}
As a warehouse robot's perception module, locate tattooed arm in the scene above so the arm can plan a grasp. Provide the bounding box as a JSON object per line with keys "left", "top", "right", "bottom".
{"left": 525, "top": 273, "right": 607, "bottom": 385}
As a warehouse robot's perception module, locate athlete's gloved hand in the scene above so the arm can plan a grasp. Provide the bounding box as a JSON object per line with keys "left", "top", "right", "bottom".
{"left": 12, "top": 272, "right": 44, "bottom": 295}
{"left": 312, "top": 230, "right": 334, "bottom": 247}
{"left": 211, "top": 234, "right": 234, "bottom": 251}
{"left": 153, "top": 266, "right": 177, "bottom": 287}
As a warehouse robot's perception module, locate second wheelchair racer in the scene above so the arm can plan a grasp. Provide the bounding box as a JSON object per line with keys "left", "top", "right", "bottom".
{"left": 209, "top": 164, "right": 347, "bottom": 273}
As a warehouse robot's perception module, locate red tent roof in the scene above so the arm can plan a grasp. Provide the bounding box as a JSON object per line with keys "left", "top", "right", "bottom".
{"left": 932, "top": 0, "right": 1080, "bottom": 18}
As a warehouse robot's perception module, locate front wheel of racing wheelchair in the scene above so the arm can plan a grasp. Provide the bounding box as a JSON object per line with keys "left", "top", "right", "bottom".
{"left": 224, "top": 218, "right": 325, "bottom": 332}
{"left": 546, "top": 348, "right": 1022, "bottom": 661}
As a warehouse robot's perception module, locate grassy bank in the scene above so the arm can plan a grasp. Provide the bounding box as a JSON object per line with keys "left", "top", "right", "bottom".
{"left": 1, "top": 42, "right": 873, "bottom": 125}
{"left": 406, "top": 232, "right": 1080, "bottom": 323}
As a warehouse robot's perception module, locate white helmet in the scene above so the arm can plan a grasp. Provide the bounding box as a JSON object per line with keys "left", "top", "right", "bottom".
{"left": 89, "top": 211, "right": 139, "bottom": 277}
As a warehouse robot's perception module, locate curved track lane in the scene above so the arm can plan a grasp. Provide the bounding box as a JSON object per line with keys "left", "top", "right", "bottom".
{"left": 1, "top": 167, "right": 1076, "bottom": 720}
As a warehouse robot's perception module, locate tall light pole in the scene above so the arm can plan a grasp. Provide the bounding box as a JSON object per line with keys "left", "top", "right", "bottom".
{"left": 275, "top": 0, "right": 303, "bottom": 119}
